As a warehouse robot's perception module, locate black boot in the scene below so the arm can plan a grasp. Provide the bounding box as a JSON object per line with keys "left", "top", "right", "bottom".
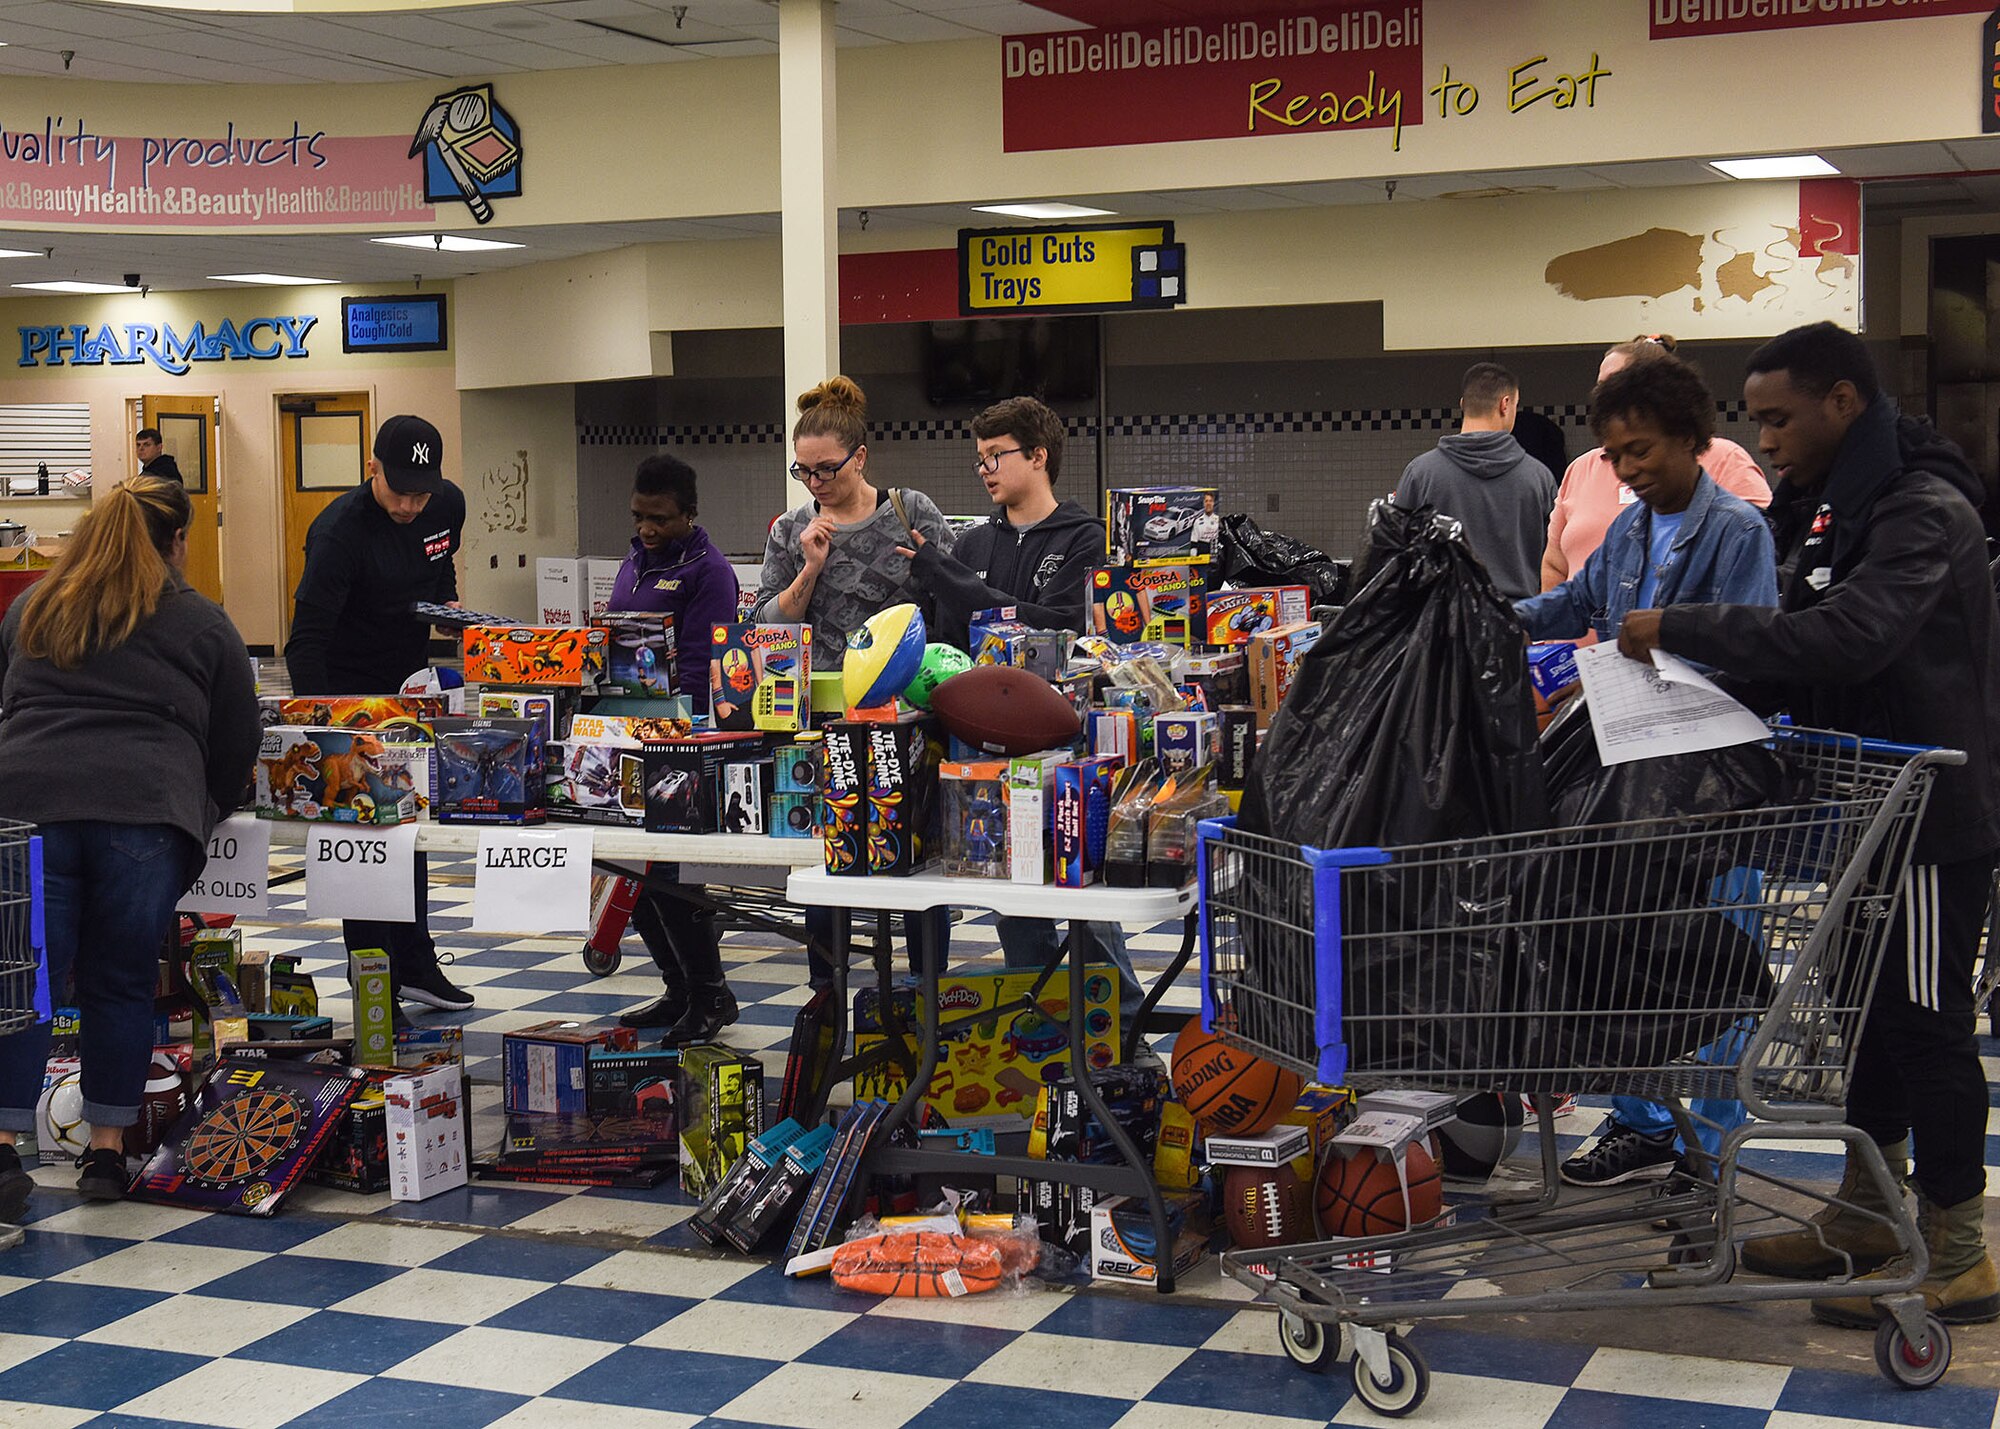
{"left": 660, "top": 987, "right": 739, "bottom": 1048}
{"left": 659, "top": 908, "right": 735, "bottom": 1047}
{"left": 620, "top": 989, "right": 689, "bottom": 1029}
{"left": 625, "top": 891, "right": 691, "bottom": 1029}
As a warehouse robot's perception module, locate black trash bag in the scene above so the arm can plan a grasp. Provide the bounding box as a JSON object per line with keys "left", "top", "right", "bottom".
{"left": 1528, "top": 695, "right": 1805, "bottom": 1076}
{"left": 1218, "top": 512, "right": 1350, "bottom": 608}
{"left": 1234, "top": 501, "right": 1550, "bottom": 1077}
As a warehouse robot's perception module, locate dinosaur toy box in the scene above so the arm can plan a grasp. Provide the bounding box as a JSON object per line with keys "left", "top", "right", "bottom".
{"left": 255, "top": 726, "right": 430, "bottom": 825}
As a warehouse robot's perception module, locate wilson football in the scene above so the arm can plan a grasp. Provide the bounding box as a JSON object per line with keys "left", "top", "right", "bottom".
{"left": 1223, "top": 1162, "right": 1313, "bottom": 1250}
{"left": 928, "top": 665, "right": 1081, "bottom": 756}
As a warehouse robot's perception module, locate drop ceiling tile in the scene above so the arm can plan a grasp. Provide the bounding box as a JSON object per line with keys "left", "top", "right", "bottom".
{"left": 451, "top": 39, "right": 606, "bottom": 68}
{"left": 680, "top": 37, "right": 776, "bottom": 55}
{"left": 926, "top": 4, "right": 1093, "bottom": 34}
{"left": 839, "top": 13, "right": 986, "bottom": 40}
{"left": 1822, "top": 142, "right": 1957, "bottom": 177}
{"left": 336, "top": 14, "right": 510, "bottom": 47}
{"left": 2, "top": 3, "right": 185, "bottom": 40}
{"left": 1579, "top": 159, "right": 1729, "bottom": 187}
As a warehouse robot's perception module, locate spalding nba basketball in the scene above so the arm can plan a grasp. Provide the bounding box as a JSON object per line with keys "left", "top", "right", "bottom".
{"left": 1170, "top": 1015, "right": 1302, "bottom": 1138}
{"left": 904, "top": 642, "right": 971, "bottom": 710}
{"left": 844, "top": 603, "right": 928, "bottom": 710}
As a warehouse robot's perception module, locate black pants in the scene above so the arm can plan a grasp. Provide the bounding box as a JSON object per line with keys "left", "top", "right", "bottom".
{"left": 633, "top": 865, "right": 726, "bottom": 1002}
{"left": 1848, "top": 854, "right": 1996, "bottom": 1208}
{"left": 343, "top": 850, "right": 440, "bottom": 992}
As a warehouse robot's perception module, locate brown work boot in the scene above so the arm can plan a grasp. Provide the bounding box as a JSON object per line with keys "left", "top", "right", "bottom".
{"left": 1812, "top": 1191, "right": 2000, "bottom": 1328}
{"left": 1740, "top": 1141, "right": 1907, "bottom": 1279}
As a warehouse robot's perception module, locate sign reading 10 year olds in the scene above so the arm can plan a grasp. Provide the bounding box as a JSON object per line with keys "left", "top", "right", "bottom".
{"left": 177, "top": 814, "right": 271, "bottom": 917}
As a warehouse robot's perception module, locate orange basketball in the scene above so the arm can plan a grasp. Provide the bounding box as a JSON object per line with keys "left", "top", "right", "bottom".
{"left": 1169, "top": 1016, "right": 1303, "bottom": 1138}
{"left": 1316, "top": 1141, "right": 1443, "bottom": 1238}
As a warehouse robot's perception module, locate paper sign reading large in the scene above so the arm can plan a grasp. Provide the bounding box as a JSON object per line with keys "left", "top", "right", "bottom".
{"left": 472, "top": 828, "right": 592, "bottom": 934}
{"left": 305, "top": 824, "right": 418, "bottom": 922}
{"left": 1574, "top": 643, "right": 1768, "bottom": 766}
{"left": 177, "top": 814, "right": 272, "bottom": 916}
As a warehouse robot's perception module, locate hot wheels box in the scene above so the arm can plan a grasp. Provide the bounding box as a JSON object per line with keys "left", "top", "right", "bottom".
{"left": 259, "top": 696, "right": 446, "bottom": 735}
{"left": 852, "top": 964, "right": 1119, "bottom": 1125}
{"left": 462, "top": 626, "right": 608, "bottom": 688}
{"left": 1201, "top": 586, "right": 1311, "bottom": 646}
{"left": 597, "top": 612, "right": 679, "bottom": 698}
{"left": 255, "top": 726, "right": 429, "bottom": 825}
{"left": 433, "top": 717, "right": 545, "bottom": 824}
{"left": 1088, "top": 565, "right": 1196, "bottom": 647}
{"left": 1106, "top": 487, "right": 1218, "bottom": 566}
{"left": 710, "top": 623, "right": 810, "bottom": 733}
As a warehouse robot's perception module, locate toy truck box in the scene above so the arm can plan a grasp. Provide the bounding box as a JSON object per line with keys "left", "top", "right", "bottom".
{"left": 1105, "top": 486, "right": 1219, "bottom": 566}
{"left": 641, "top": 733, "right": 767, "bottom": 833}
{"left": 852, "top": 964, "right": 1119, "bottom": 1126}
{"left": 710, "top": 622, "right": 811, "bottom": 733}
{"left": 677, "top": 1042, "right": 766, "bottom": 1200}
{"left": 255, "top": 726, "right": 430, "bottom": 825}
{"left": 1201, "top": 586, "right": 1311, "bottom": 646}
{"left": 865, "top": 713, "right": 941, "bottom": 876}
{"left": 1088, "top": 564, "right": 1197, "bottom": 647}
{"left": 432, "top": 717, "right": 545, "bottom": 824}
{"left": 597, "top": 611, "right": 679, "bottom": 698}
{"left": 548, "top": 740, "right": 647, "bottom": 825}
{"left": 462, "top": 625, "right": 608, "bottom": 687}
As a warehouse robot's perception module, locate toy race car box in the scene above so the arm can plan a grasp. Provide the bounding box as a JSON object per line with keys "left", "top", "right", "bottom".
{"left": 433, "top": 717, "right": 545, "bottom": 824}
{"left": 585, "top": 1047, "right": 679, "bottom": 1123}
{"left": 641, "top": 732, "right": 768, "bottom": 833}
{"left": 1201, "top": 586, "right": 1311, "bottom": 646}
{"left": 1054, "top": 757, "right": 1119, "bottom": 888}
{"left": 851, "top": 964, "right": 1119, "bottom": 1127}
{"left": 548, "top": 740, "right": 646, "bottom": 826}
{"left": 1154, "top": 712, "right": 1218, "bottom": 777}
{"left": 820, "top": 722, "right": 869, "bottom": 876}
{"left": 866, "top": 712, "right": 941, "bottom": 877}
{"left": 1106, "top": 486, "right": 1219, "bottom": 566}
{"left": 462, "top": 626, "right": 608, "bottom": 688}
{"left": 677, "top": 1042, "right": 766, "bottom": 1200}
{"left": 595, "top": 612, "right": 679, "bottom": 698}
{"left": 710, "top": 623, "right": 811, "bottom": 733}
{"left": 259, "top": 696, "right": 446, "bottom": 737}
{"left": 1088, "top": 564, "right": 1197, "bottom": 647}
{"left": 1246, "top": 621, "right": 1324, "bottom": 726}
{"left": 940, "top": 760, "right": 1009, "bottom": 879}
{"left": 255, "top": 726, "right": 431, "bottom": 825}
{"left": 1090, "top": 1192, "right": 1209, "bottom": 1285}
{"left": 502, "top": 1020, "right": 638, "bottom": 1116}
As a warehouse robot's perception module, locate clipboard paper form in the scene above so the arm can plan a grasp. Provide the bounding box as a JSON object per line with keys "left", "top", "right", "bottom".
{"left": 1572, "top": 643, "right": 1768, "bottom": 767}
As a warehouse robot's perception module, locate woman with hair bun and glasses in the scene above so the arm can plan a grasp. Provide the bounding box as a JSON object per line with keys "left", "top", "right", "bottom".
{"left": 0, "top": 475, "right": 260, "bottom": 1214}
{"left": 756, "top": 376, "right": 953, "bottom": 987}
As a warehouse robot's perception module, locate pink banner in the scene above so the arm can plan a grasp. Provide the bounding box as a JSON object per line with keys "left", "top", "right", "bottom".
{"left": 0, "top": 120, "right": 435, "bottom": 228}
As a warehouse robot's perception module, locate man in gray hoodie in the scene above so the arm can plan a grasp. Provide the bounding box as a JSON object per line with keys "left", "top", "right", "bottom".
{"left": 1395, "top": 362, "right": 1556, "bottom": 600}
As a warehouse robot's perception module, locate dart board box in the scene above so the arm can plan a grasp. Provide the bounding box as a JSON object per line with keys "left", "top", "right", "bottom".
{"left": 132, "top": 1058, "right": 365, "bottom": 1215}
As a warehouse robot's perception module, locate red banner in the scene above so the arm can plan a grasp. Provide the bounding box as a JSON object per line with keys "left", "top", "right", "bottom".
{"left": 1001, "top": 4, "right": 1424, "bottom": 154}
{"left": 1650, "top": 0, "right": 1990, "bottom": 41}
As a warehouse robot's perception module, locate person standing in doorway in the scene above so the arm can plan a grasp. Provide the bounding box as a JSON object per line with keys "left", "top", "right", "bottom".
{"left": 134, "top": 428, "right": 182, "bottom": 485}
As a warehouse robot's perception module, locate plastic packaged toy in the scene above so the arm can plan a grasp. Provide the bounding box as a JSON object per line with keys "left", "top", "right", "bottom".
{"left": 432, "top": 717, "right": 545, "bottom": 824}
{"left": 940, "top": 761, "right": 1009, "bottom": 879}
{"left": 1145, "top": 763, "right": 1227, "bottom": 888}
{"left": 1101, "top": 759, "right": 1167, "bottom": 888}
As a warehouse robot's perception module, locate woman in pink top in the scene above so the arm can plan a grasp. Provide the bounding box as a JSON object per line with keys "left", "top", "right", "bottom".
{"left": 1541, "top": 335, "right": 1772, "bottom": 604}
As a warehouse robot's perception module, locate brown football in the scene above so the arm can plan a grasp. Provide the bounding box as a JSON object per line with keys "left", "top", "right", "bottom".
{"left": 1223, "top": 1161, "right": 1313, "bottom": 1250}
{"left": 929, "top": 665, "right": 1081, "bottom": 756}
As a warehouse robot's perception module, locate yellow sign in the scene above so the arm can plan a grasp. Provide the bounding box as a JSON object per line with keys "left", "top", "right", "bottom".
{"left": 959, "top": 221, "right": 1182, "bottom": 315}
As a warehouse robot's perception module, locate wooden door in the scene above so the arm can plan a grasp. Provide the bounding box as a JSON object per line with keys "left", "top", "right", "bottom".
{"left": 278, "top": 392, "right": 372, "bottom": 640}
{"left": 140, "top": 394, "right": 222, "bottom": 604}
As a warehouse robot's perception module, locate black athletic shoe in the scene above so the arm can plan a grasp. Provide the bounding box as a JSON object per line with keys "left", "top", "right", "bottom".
{"left": 398, "top": 965, "right": 475, "bottom": 1012}
{"left": 76, "top": 1147, "right": 128, "bottom": 1202}
{"left": 620, "top": 993, "right": 689, "bottom": 1030}
{"left": 1560, "top": 1125, "right": 1678, "bottom": 1187}
{"left": 0, "top": 1143, "right": 33, "bottom": 1223}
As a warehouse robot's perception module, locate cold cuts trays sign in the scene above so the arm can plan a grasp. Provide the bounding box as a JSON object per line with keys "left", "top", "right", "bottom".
{"left": 1000, "top": 3, "right": 1423, "bottom": 153}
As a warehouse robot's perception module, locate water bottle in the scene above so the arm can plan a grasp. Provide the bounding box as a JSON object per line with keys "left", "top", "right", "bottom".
{"left": 35, "top": 462, "right": 47, "bottom": 495}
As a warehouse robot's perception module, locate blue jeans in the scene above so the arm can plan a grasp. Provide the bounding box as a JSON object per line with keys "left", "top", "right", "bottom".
{"left": 804, "top": 905, "right": 950, "bottom": 987}
{"left": 0, "top": 822, "right": 197, "bottom": 1131}
{"left": 995, "top": 917, "right": 1142, "bottom": 1029}
{"left": 1608, "top": 1021, "right": 1752, "bottom": 1158}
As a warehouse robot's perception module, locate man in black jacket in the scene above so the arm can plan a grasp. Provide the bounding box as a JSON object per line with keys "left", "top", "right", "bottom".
{"left": 286, "top": 414, "right": 472, "bottom": 1014}
{"left": 1620, "top": 322, "right": 2000, "bottom": 1326}
{"left": 135, "top": 428, "right": 183, "bottom": 485}
{"left": 899, "top": 396, "right": 1143, "bottom": 1032}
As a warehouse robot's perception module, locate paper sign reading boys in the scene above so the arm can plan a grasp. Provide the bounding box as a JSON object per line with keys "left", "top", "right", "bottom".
{"left": 409, "top": 84, "right": 522, "bottom": 224}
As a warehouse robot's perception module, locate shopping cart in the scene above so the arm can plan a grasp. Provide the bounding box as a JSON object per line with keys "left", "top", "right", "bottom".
{"left": 0, "top": 821, "right": 40, "bottom": 1039}
{"left": 1198, "top": 728, "right": 1957, "bottom": 1415}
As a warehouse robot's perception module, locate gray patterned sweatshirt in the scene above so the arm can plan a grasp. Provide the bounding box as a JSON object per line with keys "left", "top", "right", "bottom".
{"left": 752, "top": 488, "right": 952, "bottom": 668}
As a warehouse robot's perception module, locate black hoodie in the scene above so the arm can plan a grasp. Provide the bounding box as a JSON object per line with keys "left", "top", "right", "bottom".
{"left": 1663, "top": 397, "right": 2000, "bottom": 861}
{"left": 909, "top": 499, "right": 1103, "bottom": 651}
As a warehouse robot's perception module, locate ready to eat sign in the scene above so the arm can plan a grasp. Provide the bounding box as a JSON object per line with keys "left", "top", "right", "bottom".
{"left": 1651, "top": 0, "right": 1991, "bottom": 39}
{"left": 1000, "top": 4, "right": 1423, "bottom": 153}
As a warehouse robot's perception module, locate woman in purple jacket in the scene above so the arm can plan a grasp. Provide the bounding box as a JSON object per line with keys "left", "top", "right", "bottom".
{"left": 610, "top": 454, "right": 744, "bottom": 1046}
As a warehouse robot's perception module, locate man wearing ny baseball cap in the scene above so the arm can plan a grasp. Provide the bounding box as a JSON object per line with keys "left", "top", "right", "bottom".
{"left": 286, "top": 414, "right": 472, "bottom": 1013}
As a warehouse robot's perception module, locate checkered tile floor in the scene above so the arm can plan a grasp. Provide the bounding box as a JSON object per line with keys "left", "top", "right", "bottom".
{"left": 6, "top": 852, "right": 2000, "bottom": 1427}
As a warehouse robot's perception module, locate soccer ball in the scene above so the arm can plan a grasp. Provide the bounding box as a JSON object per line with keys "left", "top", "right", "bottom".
{"left": 36, "top": 1070, "right": 89, "bottom": 1159}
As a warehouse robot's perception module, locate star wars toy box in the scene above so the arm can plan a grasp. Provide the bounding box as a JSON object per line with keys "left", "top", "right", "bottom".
{"left": 567, "top": 712, "right": 696, "bottom": 745}
{"left": 677, "top": 1042, "right": 767, "bottom": 1200}
{"left": 1054, "top": 757, "right": 1119, "bottom": 888}
{"left": 1105, "top": 486, "right": 1219, "bottom": 566}
{"left": 852, "top": 964, "right": 1120, "bottom": 1127}
{"left": 1246, "top": 621, "right": 1324, "bottom": 727}
{"left": 384, "top": 1062, "right": 468, "bottom": 1202}
{"left": 940, "top": 760, "right": 1010, "bottom": 879}
{"left": 433, "top": 716, "right": 546, "bottom": 824}
{"left": 595, "top": 611, "right": 679, "bottom": 698}
{"left": 865, "top": 712, "right": 942, "bottom": 876}
{"left": 258, "top": 695, "right": 446, "bottom": 737}
{"left": 1088, "top": 564, "right": 1197, "bottom": 647}
{"left": 710, "top": 622, "right": 811, "bottom": 733}
{"left": 255, "top": 726, "right": 431, "bottom": 825}
{"left": 1201, "top": 586, "right": 1311, "bottom": 646}
{"left": 548, "top": 740, "right": 646, "bottom": 826}
{"left": 503, "top": 1020, "right": 638, "bottom": 1117}
{"left": 640, "top": 732, "right": 768, "bottom": 833}
{"left": 462, "top": 625, "right": 608, "bottom": 688}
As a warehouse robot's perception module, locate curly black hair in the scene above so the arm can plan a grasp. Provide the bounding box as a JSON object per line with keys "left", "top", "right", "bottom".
{"left": 1590, "top": 355, "right": 1715, "bottom": 455}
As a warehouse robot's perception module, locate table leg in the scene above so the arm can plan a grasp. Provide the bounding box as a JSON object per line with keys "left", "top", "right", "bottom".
{"left": 1122, "top": 910, "right": 1198, "bottom": 1065}
{"left": 806, "top": 908, "right": 853, "bottom": 1126}
{"left": 875, "top": 907, "right": 942, "bottom": 1141}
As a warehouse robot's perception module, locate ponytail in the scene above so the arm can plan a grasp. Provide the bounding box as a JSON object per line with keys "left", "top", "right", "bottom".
{"left": 16, "top": 475, "right": 190, "bottom": 669}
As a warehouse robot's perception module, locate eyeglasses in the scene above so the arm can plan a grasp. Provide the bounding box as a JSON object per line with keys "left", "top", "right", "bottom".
{"left": 788, "top": 449, "right": 857, "bottom": 483}
{"left": 974, "top": 447, "right": 1024, "bottom": 475}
